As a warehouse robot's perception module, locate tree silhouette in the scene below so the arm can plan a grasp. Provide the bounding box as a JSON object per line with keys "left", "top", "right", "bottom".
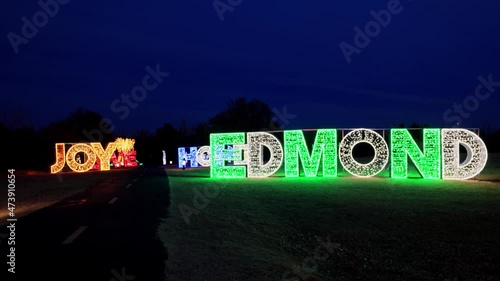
{"left": 209, "top": 98, "right": 280, "bottom": 132}
{"left": 39, "top": 108, "right": 115, "bottom": 143}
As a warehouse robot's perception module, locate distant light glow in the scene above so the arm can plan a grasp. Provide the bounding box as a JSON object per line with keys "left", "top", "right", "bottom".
{"left": 339, "top": 129, "right": 388, "bottom": 177}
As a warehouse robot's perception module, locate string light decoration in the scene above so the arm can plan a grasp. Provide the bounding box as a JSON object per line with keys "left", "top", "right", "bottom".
{"left": 113, "top": 138, "right": 138, "bottom": 168}
{"left": 178, "top": 147, "right": 199, "bottom": 168}
{"left": 189, "top": 147, "right": 199, "bottom": 168}
{"left": 91, "top": 142, "right": 118, "bottom": 171}
{"left": 66, "top": 143, "right": 97, "bottom": 173}
{"left": 442, "top": 129, "right": 488, "bottom": 180}
{"left": 339, "top": 129, "right": 388, "bottom": 177}
{"left": 115, "top": 138, "right": 135, "bottom": 153}
{"left": 247, "top": 132, "right": 283, "bottom": 178}
{"left": 50, "top": 138, "right": 139, "bottom": 173}
{"left": 391, "top": 129, "right": 441, "bottom": 179}
{"left": 178, "top": 147, "right": 187, "bottom": 168}
{"left": 50, "top": 143, "right": 66, "bottom": 174}
{"left": 213, "top": 145, "right": 225, "bottom": 167}
{"left": 284, "top": 129, "right": 337, "bottom": 177}
{"left": 210, "top": 133, "right": 246, "bottom": 178}
{"left": 233, "top": 144, "right": 249, "bottom": 166}
{"left": 196, "top": 146, "right": 211, "bottom": 167}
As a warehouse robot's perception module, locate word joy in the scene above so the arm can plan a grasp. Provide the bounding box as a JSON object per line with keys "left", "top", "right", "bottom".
{"left": 210, "top": 128, "right": 488, "bottom": 180}
{"left": 51, "top": 142, "right": 118, "bottom": 173}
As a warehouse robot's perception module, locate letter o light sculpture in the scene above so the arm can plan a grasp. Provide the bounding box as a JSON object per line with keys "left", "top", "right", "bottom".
{"left": 339, "top": 129, "right": 389, "bottom": 177}
{"left": 66, "top": 143, "right": 97, "bottom": 173}
{"left": 196, "top": 146, "right": 212, "bottom": 167}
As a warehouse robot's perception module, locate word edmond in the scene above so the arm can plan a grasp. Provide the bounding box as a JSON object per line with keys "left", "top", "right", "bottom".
{"left": 209, "top": 128, "right": 488, "bottom": 180}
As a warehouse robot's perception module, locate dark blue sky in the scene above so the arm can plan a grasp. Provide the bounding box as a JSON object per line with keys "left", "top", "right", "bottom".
{"left": 1, "top": 0, "right": 499, "bottom": 133}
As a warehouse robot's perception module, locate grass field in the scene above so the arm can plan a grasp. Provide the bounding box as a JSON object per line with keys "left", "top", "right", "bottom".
{"left": 160, "top": 156, "right": 500, "bottom": 281}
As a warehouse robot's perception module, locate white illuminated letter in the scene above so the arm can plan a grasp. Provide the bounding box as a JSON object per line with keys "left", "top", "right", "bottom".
{"left": 339, "top": 129, "right": 389, "bottom": 177}
{"left": 196, "top": 146, "right": 212, "bottom": 167}
{"left": 247, "top": 132, "right": 283, "bottom": 178}
{"left": 233, "top": 144, "right": 249, "bottom": 166}
{"left": 442, "top": 129, "right": 488, "bottom": 180}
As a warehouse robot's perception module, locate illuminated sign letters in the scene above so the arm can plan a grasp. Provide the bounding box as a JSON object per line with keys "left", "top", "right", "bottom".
{"left": 51, "top": 142, "right": 117, "bottom": 173}
{"left": 51, "top": 138, "right": 138, "bottom": 173}
{"left": 208, "top": 129, "right": 488, "bottom": 180}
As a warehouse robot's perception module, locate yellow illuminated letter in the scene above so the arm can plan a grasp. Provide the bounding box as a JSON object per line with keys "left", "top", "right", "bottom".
{"left": 50, "top": 143, "right": 66, "bottom": 174}
{"left": 66, "top": 144, "right": 97, "bottom": 173}
{"left": 91, "top": 142, "right": 117, "bottom": 171}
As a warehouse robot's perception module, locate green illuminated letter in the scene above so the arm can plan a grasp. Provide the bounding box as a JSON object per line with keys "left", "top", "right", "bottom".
{"left": 210, "top": 133, "right": 247, "bottom": 178}
{"left": 284, "top": 129, "right": 337, "bottom": 177}
{"left": 391, "top": 129, "right": 441, "bottom": 179}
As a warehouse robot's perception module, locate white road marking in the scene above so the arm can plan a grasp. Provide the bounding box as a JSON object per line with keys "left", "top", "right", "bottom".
{"left": 126, "top": 183, "right": 132, "bottom": 188}
{"left": 62, "top": 226, "right": 88, "bottom": 244}
{"left": 133, "top": 178, "right": 138, "bottom": 182}
{"left": 109, "top": 197, "right": 118, "bottom": 204}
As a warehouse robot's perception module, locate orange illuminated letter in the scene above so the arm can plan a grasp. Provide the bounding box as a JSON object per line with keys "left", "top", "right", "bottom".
{"left": 51, "top": 143, "right": 66, "bottom": 174}
{"left": 66, "top": 144, "right": 97, "bottom": 173}
{"left": 91, "top": 142, "right": 117, "bottom": 171}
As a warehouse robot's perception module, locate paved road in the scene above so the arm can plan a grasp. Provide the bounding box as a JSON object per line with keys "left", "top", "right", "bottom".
{"left": 2, "top": 167, "right": 170, "bottom": 280}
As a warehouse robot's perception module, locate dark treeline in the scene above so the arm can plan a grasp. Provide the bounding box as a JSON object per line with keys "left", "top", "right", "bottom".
{"left": 1, "top": 98, "right": 279, "bottom": 170}
{"left": 2, "top": 99, "right": 500, "bottom": 171}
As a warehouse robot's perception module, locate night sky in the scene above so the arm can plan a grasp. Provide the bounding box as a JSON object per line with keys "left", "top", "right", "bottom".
{"left": 1, "top": 0, "right": 499, "bottom": 134}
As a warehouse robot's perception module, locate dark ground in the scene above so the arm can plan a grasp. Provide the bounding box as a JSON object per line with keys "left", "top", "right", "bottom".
{"left": 1, "top": 167, "right": 170, "bottom": 281}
